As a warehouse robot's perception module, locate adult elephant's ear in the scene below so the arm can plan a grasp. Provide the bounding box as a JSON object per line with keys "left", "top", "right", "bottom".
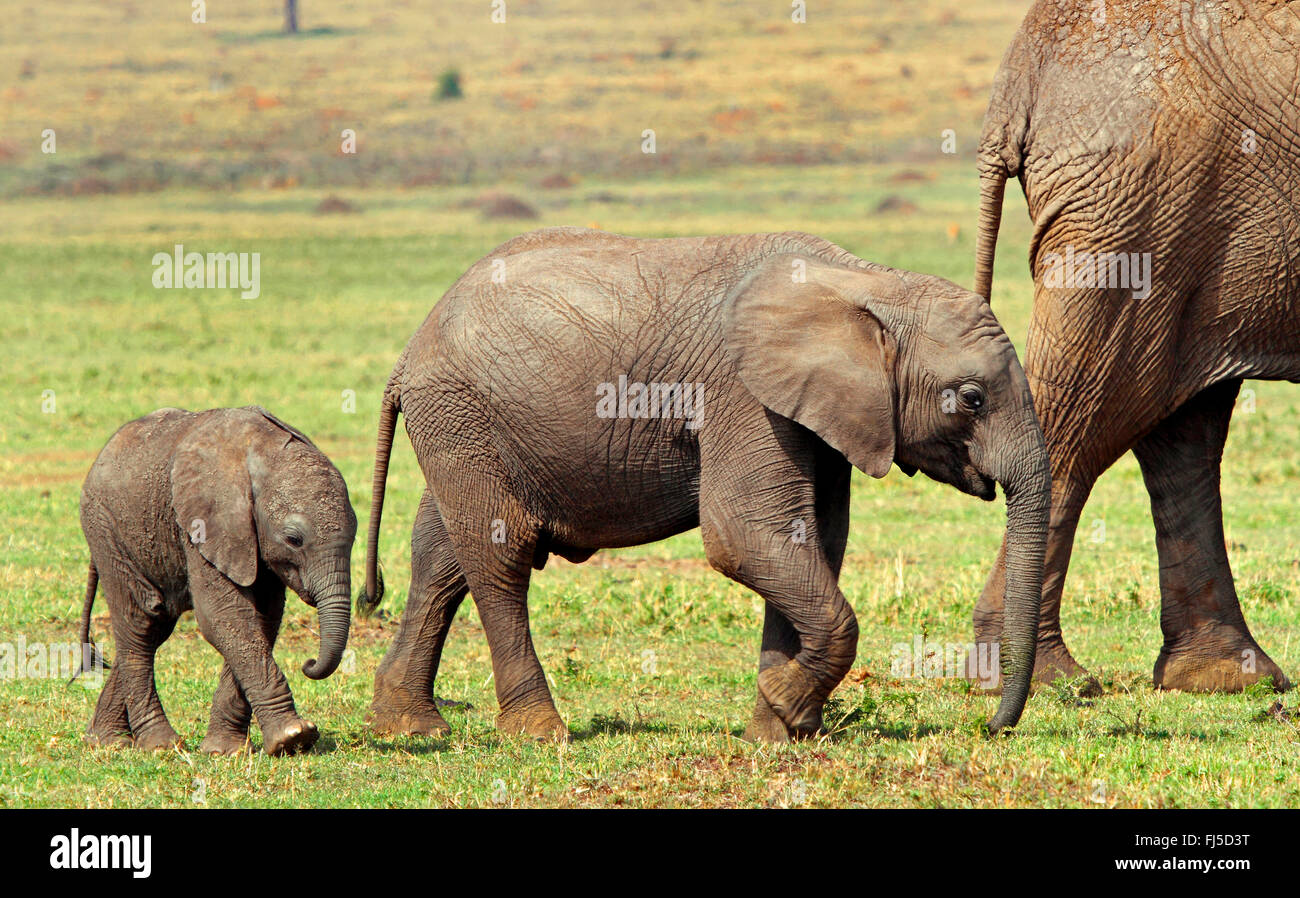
{"left": 171, "top": 424, "right": 259, "bottom": 587}
{"left": 724, "top": 254, "right": 900, "bottom": 478}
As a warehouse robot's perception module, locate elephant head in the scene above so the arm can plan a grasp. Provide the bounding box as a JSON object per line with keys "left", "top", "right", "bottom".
{"left": 170, "top": 407, "right": 357, "bottom": 680}
{"left": 725, "top": 255, "right": 1050, "bottom": 732}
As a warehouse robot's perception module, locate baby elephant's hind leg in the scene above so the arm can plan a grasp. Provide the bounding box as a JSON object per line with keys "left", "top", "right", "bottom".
{"left": 89, "top": 563, "right": 182, "bottom": 752}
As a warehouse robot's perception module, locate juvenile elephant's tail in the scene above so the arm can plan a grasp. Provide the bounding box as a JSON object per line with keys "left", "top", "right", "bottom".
{"left": 73, "top": 561, "right": 109, "bottom": 680}
{"left": 356, "top": 382, "right": 400, "bottom": 618}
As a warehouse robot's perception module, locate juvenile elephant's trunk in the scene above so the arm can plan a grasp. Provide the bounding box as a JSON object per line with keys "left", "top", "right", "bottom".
{"left": 302, "top": 553, "right": 351, "bottom": 680}
{"left": 984, "top": 428, "right": 1051, "bottom": 734}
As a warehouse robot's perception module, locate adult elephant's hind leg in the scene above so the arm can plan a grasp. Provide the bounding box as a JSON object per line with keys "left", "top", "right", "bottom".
{"left": 369, "top": 489, "right": 469, "bottom": 737}
{"left": 1134, "top": 380, "right": 1290, "bottom": 693}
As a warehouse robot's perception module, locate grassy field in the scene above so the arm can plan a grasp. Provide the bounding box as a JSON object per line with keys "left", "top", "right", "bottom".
{"left": 2, "top": 0, "right": 1299, "bottom": 808}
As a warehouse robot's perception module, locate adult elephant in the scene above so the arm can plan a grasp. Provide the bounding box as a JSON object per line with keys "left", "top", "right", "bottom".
{"left": 357, "top": 228, "right": 1051, "bottom": 742}
{"left": 972, "top": 0, "right": 1299, "bottom": 692}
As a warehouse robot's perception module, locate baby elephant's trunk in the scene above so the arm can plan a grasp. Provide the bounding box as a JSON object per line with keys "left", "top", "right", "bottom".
{"left": 301, "top": 552, "right": 352, "bottom": 680}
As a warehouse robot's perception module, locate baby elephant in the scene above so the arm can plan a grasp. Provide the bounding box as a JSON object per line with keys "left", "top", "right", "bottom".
{"left": 360, "top": 228, "right": 1051, "bottom": 742}
{"left": 78, "top": 406, "right": 356, "bottom": 755}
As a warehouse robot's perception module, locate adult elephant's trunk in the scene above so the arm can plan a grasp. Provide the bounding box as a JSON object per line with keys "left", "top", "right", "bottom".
{"left": 301, "top": 552, "right": 351, "bottom": 680}
{"left": 984, "top": 426, "right": 1051, "bottom": 734}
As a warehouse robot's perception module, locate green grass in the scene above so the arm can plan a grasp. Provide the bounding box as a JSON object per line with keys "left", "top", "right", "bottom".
{"left": 2, "top": 163, "right": 1299, "bottom": 808}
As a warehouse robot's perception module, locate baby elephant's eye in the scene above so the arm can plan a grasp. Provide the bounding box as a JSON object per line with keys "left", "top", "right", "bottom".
{"left": 960, "top": 385, "right": 986, "bottom": 411}
{"left": 285, "top": 533, "right": 304, "bottom": 548}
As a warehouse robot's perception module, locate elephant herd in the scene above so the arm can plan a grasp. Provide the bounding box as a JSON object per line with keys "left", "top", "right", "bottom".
{"left": 74, "top": 0, "right": 1299, "bottom": 754}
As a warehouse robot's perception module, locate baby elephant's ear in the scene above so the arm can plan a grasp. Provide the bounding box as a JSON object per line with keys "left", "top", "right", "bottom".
{"left": 724, "top": 255, "right": 899, "bottom": 478}
{"left": 171, "top": 429, "right": 258, "bottom": 587}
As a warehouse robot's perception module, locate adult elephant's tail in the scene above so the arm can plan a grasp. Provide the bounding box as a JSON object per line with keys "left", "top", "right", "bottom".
{"left": 356, "top": 379, "right": 401, "bottom": 619}
{"left": 74, "top": 561, "right": 109, "bottom": 679}
{"left": 973, "top": 158, "right": 1007, "bottom": 302}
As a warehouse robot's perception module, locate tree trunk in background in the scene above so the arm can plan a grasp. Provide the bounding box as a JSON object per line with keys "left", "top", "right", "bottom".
{"left": 284, "top": 0, "right": 299, "bottom": 33}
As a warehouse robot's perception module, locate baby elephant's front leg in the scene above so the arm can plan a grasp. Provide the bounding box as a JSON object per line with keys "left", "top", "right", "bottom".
{"left": 193, "top": 581, "right": 317, "bottom": 756}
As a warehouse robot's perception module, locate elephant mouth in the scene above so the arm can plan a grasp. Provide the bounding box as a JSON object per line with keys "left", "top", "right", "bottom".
{"left": 958, "top": 467, "right": 997, "bottom": 501}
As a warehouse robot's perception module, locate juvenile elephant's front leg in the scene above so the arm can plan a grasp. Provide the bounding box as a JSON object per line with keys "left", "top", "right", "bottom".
{"left": 191, "top": 572, "right": 317, "bottom": 756}
{"left": 201, "top": 587, "right": 287, "bottom": 755}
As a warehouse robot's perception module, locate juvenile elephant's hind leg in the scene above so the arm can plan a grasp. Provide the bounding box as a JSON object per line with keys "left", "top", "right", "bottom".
{"left": 369, "top": 490, "right": 468, "bottom": 737}
{"left": 435, "top": 475, "right": 565, "bottom": 742}
{"left": 1134, "top": 380, "right": 1290, "bottom": 693}
{"left": 86, "top": 665, "right": 132, "bottom": 748}
{"left": 93, "top": 563, "right": 182, "bottom": 752}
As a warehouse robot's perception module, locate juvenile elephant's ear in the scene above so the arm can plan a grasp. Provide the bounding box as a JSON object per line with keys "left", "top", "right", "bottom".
{"left": 171, "top": 424, "right": 259, "bottom": 587}
{"left": 243, "top": 406, "right": 317, "bottom": 450}
{"left": 724, "top": 255, "right": 900, "bottom": 478}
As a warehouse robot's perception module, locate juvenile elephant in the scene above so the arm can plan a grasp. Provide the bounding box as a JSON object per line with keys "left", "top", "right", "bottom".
{"left": 79, "top": 406, "right": 356, "bottom": 755}
{"left": 972, "top": 0, "right": 1300, "bottom": 692}
{"left": 358, "top": 228, "right": 1051, "bottom": 742}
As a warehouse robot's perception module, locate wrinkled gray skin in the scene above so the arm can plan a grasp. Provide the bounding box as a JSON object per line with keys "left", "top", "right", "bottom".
{"left": 360, "top": 228, "right": 1051, "bottom": 741}
{"left": 79, "top": 407, "right": 356, "bottom": 755}
{"left": 973, "top": 0, "right": 1300, "bottom": 693}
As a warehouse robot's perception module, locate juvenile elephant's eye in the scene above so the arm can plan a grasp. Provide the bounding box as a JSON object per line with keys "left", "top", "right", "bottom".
{"left": 285, "top": 533, "right": 304, "bottom": 548}
{"left": 960, "top": 385, "right": 986, "bottom": 411}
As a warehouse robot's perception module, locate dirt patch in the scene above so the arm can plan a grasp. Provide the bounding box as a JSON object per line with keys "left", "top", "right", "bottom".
{"left": 315, "top": 195, "right": 360, "bottom": 214}
{"left": 472, "top": 192, "right": 539, "bottom": 220}
{"left": 874, "top": 195, "right": 919, "bottom": 214}
{"left": 538, "top": 173, "right": 575, "bottom": 189}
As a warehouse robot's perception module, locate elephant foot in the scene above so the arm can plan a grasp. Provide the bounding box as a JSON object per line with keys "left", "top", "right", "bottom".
{"left": 497, "top": 706, "right": 569, "bottom": 743}
{"left": 1154, "top": 623, "right": 1291, "bottom": 693}
{"left": 199, "top": 730, "right": 252, "bottom": 756}
{"left": 756, "top": 660, "right": 825, "bottom": 738}
{"left": 740, "top": 698, "right": 792, "bottom": 744}
{"left": 261, "top": 718, "right": 319, "bottom": 756}
{"left": 133, "top": 726, "right": 184, "bottom": 753}
{"left": 367, "top": 702, "right": 452, "bottom": 738}
{"left": 85, "top": 730, "right": 134, "bottom": 750}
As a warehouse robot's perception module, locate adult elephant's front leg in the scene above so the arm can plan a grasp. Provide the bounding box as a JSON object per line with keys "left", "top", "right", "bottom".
{"left": 1133, "top": 380, "right": 1290, "bottom": 692}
